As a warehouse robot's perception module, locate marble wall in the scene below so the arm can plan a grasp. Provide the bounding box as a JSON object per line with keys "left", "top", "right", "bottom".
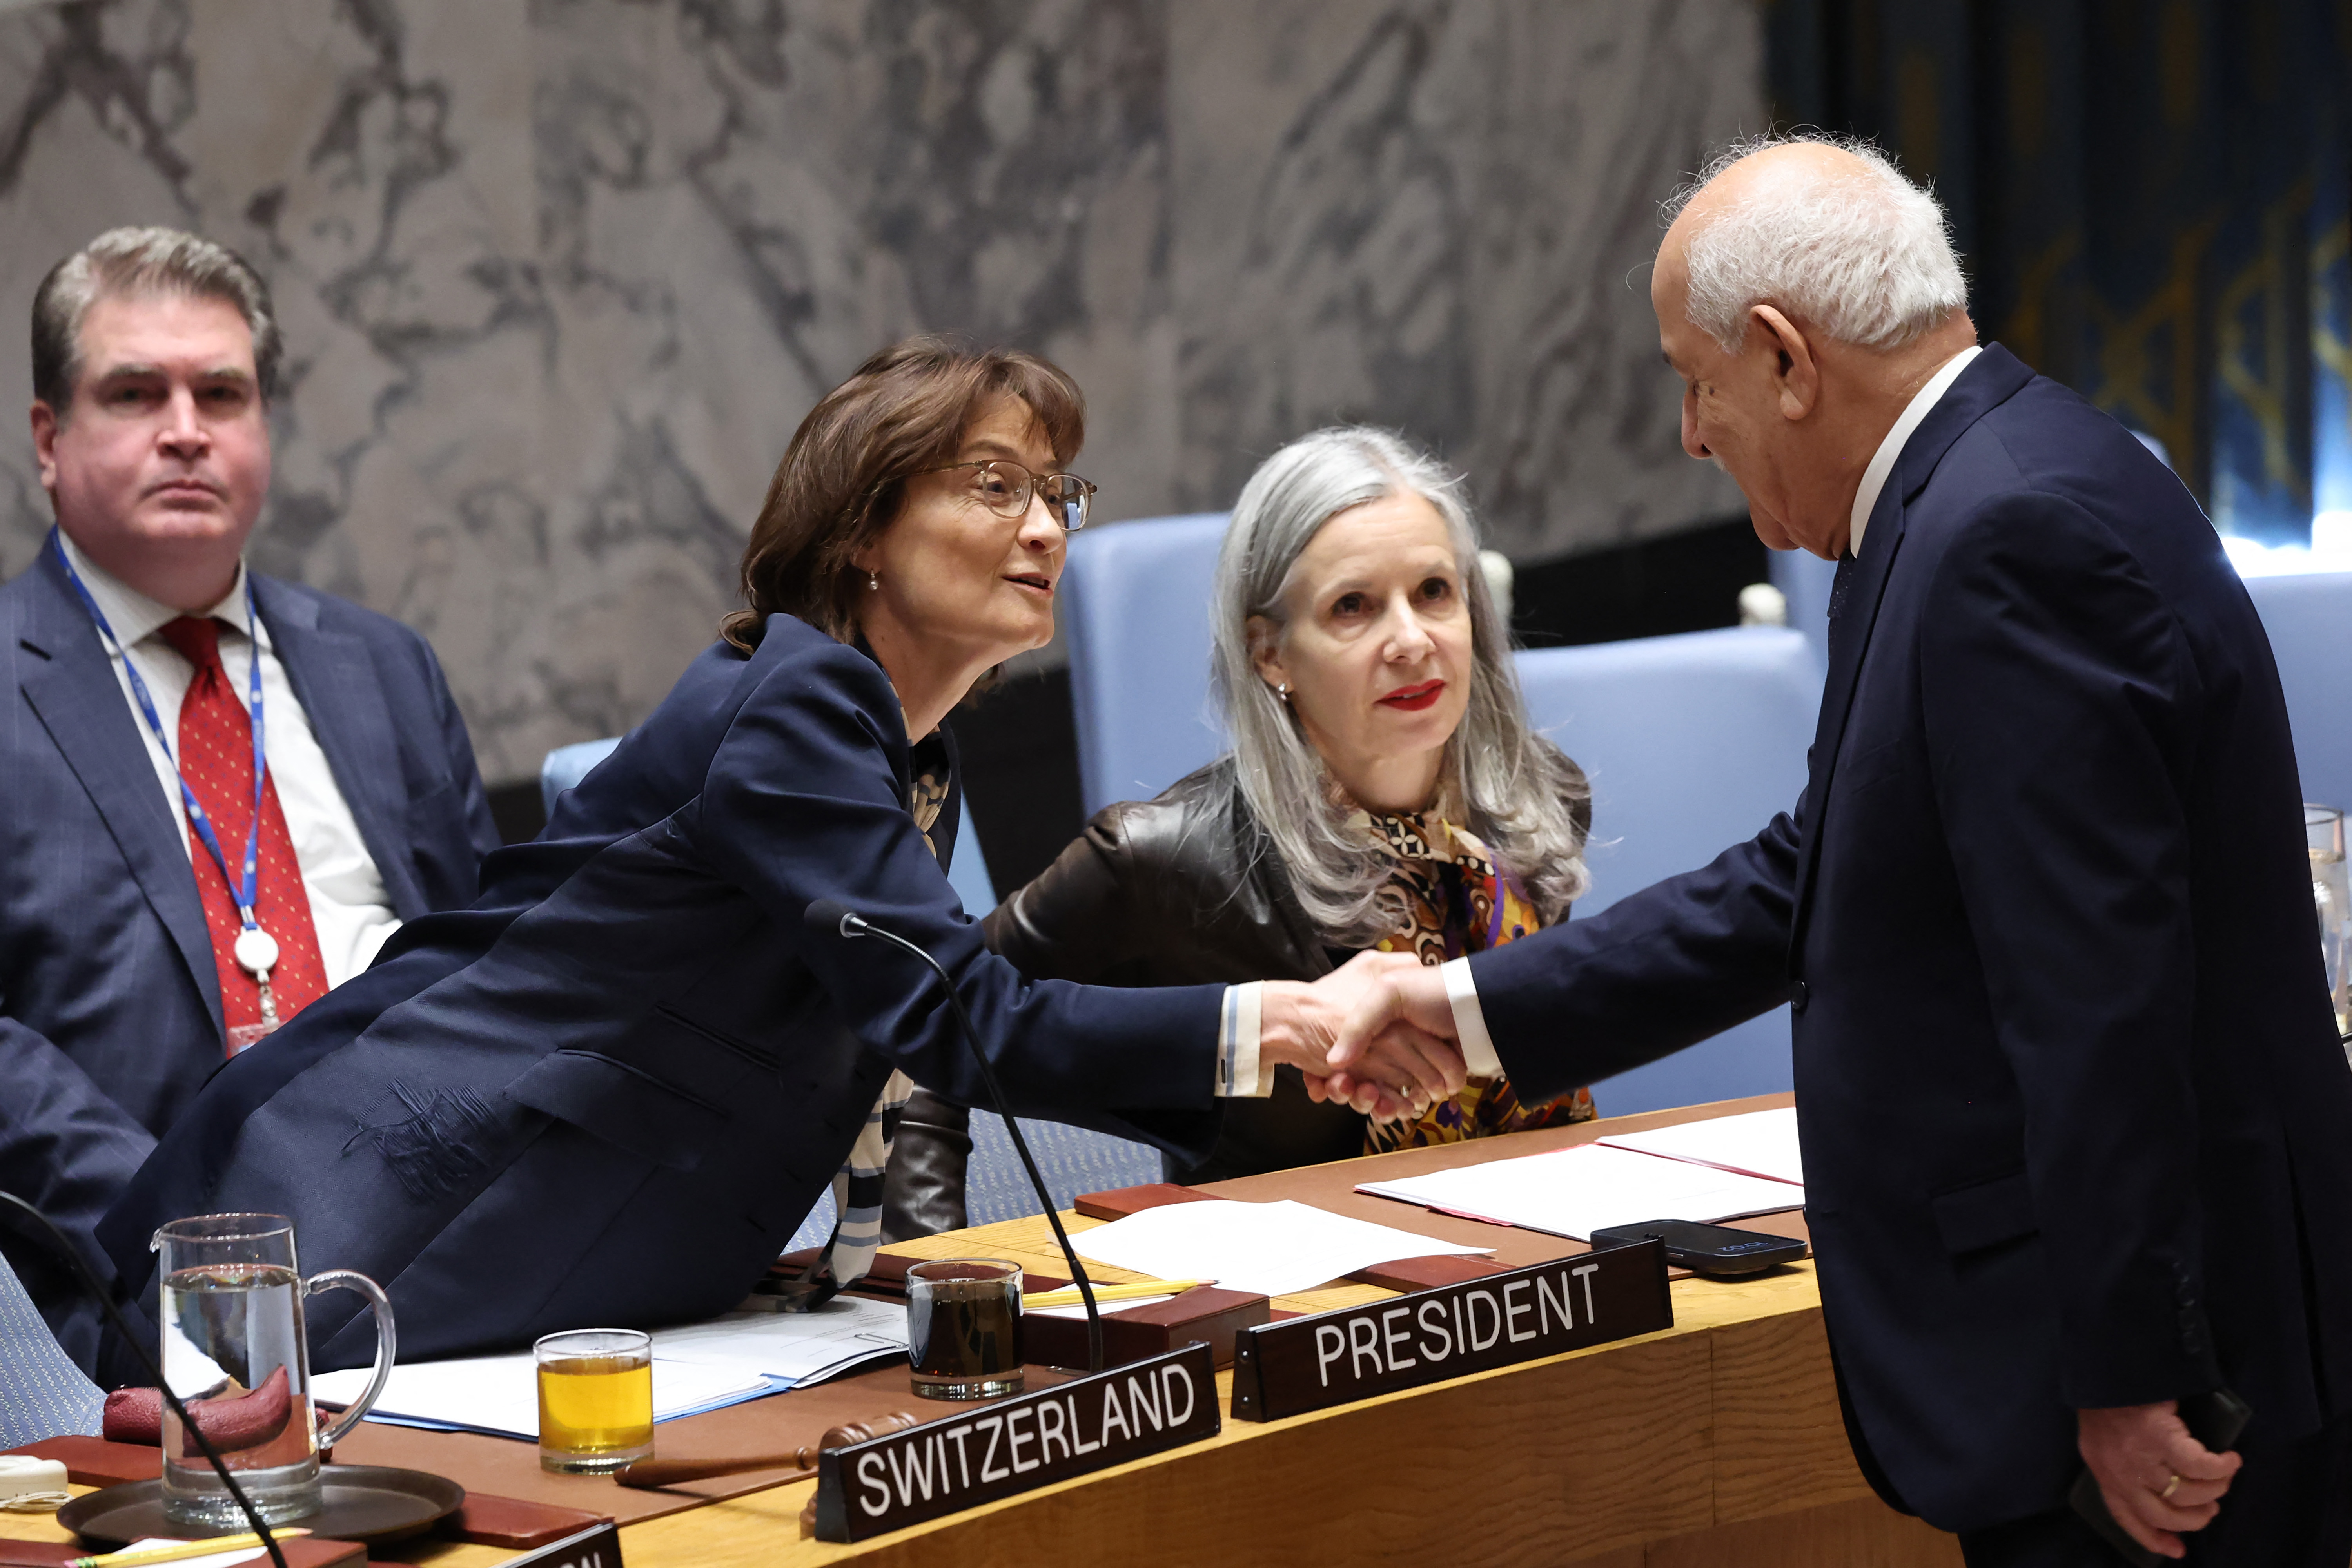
{"left": 0, "top": 0, "right": 1756, "bottom": 780}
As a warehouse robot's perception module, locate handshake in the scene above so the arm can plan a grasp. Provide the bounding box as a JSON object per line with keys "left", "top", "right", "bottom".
{"left": 1257, "top": 950, "right": 1474, "bottom": 1122}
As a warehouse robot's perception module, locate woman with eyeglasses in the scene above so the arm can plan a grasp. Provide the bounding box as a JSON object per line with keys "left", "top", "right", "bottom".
{"left": 883, "top": 426, "right": 1594, "bottom": 1237}
{"left": 99, "top": 339, "right": 1463, "bottom": 1376}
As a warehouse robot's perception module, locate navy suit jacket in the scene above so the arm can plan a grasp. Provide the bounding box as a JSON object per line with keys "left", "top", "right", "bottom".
{"left": 1469, "top": 347, "right": 2352, "bottom": 1530}
{"left": 100, "top": 617, "right": 1223, "bottom": 1378}
{"left": 1, "top": 536, "right": 496, "bottom": 1365}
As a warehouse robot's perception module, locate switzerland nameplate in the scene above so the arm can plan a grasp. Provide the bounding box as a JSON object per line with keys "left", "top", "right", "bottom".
{"left": 1229, "top": 1238, "right": 1672, "bottom": 1422}
{"left": 811, "top": 1341, "right": 1220, "bottom": 1542}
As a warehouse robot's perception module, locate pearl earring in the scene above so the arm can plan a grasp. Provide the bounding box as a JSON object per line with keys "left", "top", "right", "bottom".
{"left": 1277, "top": 683, "right": 1292, "bottom": 702}
{"left": 867, "top": 571, "right": 880, "bottom": 592}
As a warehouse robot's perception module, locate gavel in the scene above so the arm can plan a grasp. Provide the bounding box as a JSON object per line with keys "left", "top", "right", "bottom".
{"left": 615, "top": 1410, "right": 925, "bottom": 1490}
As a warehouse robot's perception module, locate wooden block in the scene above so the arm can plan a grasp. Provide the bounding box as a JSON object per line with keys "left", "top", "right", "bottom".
{"left": 1352, "top": 1253, "right": 1507, "bottom": 1291}
{"left": 1072, "top": 1183, "right": 1216, "bottom": 1220}
{"left": 4, "top": 1437, "right": 156, "bottom": 1488}
{"left": 1023, "top": 1287, "right": 1269, "bottom": 1370}
{"left": 445, "top": 1492, "right": 613, "bottom": 1550}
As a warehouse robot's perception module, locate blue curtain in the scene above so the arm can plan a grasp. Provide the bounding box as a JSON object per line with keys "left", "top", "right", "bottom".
{"left": 1766, "top": 0, "right": 2352, "bottom": 544}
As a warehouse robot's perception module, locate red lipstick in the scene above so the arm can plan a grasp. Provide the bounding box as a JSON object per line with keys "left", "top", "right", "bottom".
{"left": 1379, "top": 679, "right": 1445, "bottom": 712}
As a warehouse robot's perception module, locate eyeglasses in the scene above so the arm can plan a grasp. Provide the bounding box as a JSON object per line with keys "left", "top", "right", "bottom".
{"left": 917, "top": 460, "right": 1096, "bottom": 531}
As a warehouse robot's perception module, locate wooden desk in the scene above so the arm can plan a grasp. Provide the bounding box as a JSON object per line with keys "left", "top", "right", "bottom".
{"left": 20, "top": 1095, "right": 1962, "bottom": 1567}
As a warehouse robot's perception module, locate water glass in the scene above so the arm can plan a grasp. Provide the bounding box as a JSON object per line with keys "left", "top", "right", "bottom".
{"left": 907, "top": 1259, "right": 1024, "bottom": 1400}
{"left": 2307, "top": 805, "right": 2351, "bottom": 1037}
{"left": 153, "top": 1214, "right": 395, "bottom": 1527}
{"left": 536, "top": 1328, "right": 654, "bottom": 1473}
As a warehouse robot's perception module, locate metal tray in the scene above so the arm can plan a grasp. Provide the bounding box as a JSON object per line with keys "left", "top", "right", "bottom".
{"left": 57, "top": 1464, "right": 464, "bottom": 1548}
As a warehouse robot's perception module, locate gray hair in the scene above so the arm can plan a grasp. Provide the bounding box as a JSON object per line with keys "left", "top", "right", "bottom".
{"left": 1664, "top": 132, "right": 1967, "bottom": 354}
{"left": 32, "top": 226, "right": 282, "bottom": 414}
{"left": 1208, "top": 427, "right": 1589, "bottom": 945}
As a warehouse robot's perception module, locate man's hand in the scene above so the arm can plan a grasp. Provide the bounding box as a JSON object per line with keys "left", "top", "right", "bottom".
{"left": 1260, "top": 953, "right": 1466, "bottom": 1120}
{"left": 1313, "top": 957, "right": 1465, "bottom": 1117}
{"left": 2078, "top": 1401, "right": 2241, "bottom": 1559}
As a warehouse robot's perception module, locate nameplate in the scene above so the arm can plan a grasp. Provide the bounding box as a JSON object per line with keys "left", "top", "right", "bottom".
{"left": 494, "top": 1521, "right": 623, "bottom": 1568}
{"left": 812, "top": 1342, "right": 1220, "bottom": 1541}
{"left": 1228, "top": 1238, "right": 1672, "bottom": 1421}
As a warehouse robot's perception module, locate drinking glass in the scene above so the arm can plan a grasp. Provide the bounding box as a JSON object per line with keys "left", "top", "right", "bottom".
{"left": 906, "top": 1259, "right": 1024, "bottom": 1400}
{"left": 535, "top": 1329, "right": 654, "bottom": 1473}
{"left": 2307, "top": 805, "right": 2351, "bottom": 1037}
{"left": 153, "top": 1214, "right": 395, "bottom": 1527}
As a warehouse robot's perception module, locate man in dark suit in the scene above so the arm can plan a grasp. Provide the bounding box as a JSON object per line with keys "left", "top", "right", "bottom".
{"left": 1328, "top": 138, "right": 2352, "bottom": 1565}
{"left": 1, "top": 226, "right": 497, "bottom": 1372}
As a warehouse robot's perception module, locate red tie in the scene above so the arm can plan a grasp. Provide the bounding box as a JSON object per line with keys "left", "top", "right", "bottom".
{"left": 156, "top": 616, "right": 328, "bottom": 1051}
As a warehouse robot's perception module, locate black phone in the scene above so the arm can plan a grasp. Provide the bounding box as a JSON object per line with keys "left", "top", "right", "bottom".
{"left": 2066, "top": 1387, "right": 2254, "bottom": 1568}
{"left": 1588, "top": 1218, "right": 1810, "bottom": 1276}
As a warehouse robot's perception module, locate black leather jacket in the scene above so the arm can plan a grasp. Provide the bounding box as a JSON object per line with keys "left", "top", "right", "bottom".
{"left": 879, "top": 755, "right": 1588, "bottom": 1238}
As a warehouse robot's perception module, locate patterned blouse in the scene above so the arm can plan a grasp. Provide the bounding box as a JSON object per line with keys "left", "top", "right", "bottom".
{"left": 1352, "top": 807, "right": 1597, "bottom": 1154}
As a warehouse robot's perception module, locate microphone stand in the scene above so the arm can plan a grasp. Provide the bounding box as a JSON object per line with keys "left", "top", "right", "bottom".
{"left": 0, "top": 1190, "right": 288, "bottom": 1568}
{"left": 807, "top": 901, "right": 1107, "bottom": 1374}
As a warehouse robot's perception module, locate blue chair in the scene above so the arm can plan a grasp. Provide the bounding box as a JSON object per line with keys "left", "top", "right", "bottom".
{"left": 538, "top": 736, "right": 624, "bottom": 818}
{"left": 1769, "top": 547, "right": 1836, "bottom": 673}
{"left": 1515, "top": 627, "right": 1820, "bottom": 1115}
{"left": 962, "top": 1114, "right": 1162, "bottom": 1226}
{"left": 0, "top": 1249, "right": 102, "bottom": 1445}
{"left": 1062, "top": 513, "right": 1232, "bottom": 815}
{"left": 2241, "top": 571, "right": 2352, "bottom": 816}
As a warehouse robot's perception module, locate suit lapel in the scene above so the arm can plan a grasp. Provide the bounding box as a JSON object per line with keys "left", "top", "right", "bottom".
{"left": 1786, "top": 344, "right": 2040, "bottom": 953}
{"left": 256, "top": 577, "right": 424, "bottom": 916}
{"left": 15, "top": 541, "right": 224, "bottom": 1030}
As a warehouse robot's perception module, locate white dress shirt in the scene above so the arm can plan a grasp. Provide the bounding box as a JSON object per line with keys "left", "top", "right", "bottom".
{"left": 1435, "top": 343, "right": 1984, "bottom": 1070}
{"left": 59, "top": 532, "right": 401, "bottom": 987}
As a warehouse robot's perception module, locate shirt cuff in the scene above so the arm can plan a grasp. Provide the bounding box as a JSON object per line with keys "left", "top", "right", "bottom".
{"left": 1214, "top": 982, "right": 1273, "bottom": 1097}
{"left": 1442, "top": 957, "right": 1505, "bottom": 1079}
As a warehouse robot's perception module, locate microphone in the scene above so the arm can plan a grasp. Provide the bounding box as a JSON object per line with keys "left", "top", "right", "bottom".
{"left": 0, "top": 1191, "right": 287, "bottom": 1568}
{"left": 804, "top": 899, "right": 1107, "bottom": 1374}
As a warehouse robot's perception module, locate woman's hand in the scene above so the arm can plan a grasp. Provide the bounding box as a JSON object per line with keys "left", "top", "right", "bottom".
{"left": 1260, "top": 952, "right": 1468, "bottom": 1120}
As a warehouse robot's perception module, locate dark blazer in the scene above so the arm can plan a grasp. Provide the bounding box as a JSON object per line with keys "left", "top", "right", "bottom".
{"left": 0, "top": 535, "right": 496, "bottom": 1367}
{"left": 98, "top": 618, "right": 1225, "bottom": 1380}
{"left": 1463, "top": 346, "right": 2352, "bottom": 1531}
{"left": 882, "top": 754, "right": 1593, "bottom": 1236}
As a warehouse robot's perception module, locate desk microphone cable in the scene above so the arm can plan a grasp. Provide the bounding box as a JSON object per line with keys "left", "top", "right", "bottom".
{"left": 806, "top": 899, "right": 1107, "bottom": 1374}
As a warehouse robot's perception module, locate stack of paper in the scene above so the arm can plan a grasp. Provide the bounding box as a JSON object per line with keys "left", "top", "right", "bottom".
{"left": 1072, "top": 1198, "right": 1491, "bottom": 1298}
{"left": 311, "top": 1294, "right": 908, "bottom": 1440}
{"left": 1357, "top": 1140, "right": 1804, "bottom": 1242}
{"left": 1598, "top": 1106, "right": 1804, "bottom": 1185}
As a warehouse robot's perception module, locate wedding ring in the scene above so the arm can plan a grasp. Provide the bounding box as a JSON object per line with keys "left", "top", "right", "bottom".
{"left": 2160, "top": 1473, "right": 2181, "bottom": 1501}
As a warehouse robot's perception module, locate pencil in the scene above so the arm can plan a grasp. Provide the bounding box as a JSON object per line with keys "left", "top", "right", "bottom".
{"left": 69, "top": 1527, "right": 312, "bottom": 1568}
{"left": 1025, "top": 1279, "right": 1205, "bottom": 1308}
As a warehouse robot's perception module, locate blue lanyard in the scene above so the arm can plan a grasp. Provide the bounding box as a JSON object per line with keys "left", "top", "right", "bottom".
{"left": 52, "top": 528, "right": 270, "bottom": 948}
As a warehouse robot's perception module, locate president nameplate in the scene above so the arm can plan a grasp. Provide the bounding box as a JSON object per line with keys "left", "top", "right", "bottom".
{"left": 812, "top": 1341, "right": 1220, "bottom": 1541}
{"left": 1229, "top": 1238, "right": 1672, "bottom": 1422}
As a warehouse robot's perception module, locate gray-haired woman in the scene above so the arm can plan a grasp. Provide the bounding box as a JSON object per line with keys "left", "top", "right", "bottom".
{"left": 882, "top": 427, "right": 1593, "bottom": 1234}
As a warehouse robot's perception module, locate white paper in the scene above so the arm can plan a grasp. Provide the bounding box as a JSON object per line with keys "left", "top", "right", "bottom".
{"left": 1357, "top": 1141, "right": 1806, "bottom": 1241}
{"left": 1072, "top": 1199, "right": 1491, "bottom": 1298}
{"left": 1598, "top": 1106, "right": 1806, "bottom": 1186}
{"left": 310, "top": 1296, "right": 908, "bottom": 1439}
{"left": 119, "top": 1539, "right": 267, "bottom": 1568}
{"left": 311, "top": 1354, "right": 765, "bottom": 1440}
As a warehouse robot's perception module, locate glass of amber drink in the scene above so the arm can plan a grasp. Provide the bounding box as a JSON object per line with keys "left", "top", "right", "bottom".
{"left": 535, "top": 1328, "right": 653, "bottom": 1473}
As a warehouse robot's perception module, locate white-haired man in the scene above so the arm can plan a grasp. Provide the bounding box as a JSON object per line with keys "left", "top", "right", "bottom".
{"left": 1325, "top": 136, "right": 2352, "bottom": 1565}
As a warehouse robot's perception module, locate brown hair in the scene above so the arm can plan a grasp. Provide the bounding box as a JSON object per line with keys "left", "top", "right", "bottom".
{"left": 722, "top": 335, "right": 1085, "bottom": 652}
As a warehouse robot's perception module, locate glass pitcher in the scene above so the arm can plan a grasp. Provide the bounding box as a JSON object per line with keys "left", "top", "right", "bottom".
{"left": 152, "top": 1214, "right": 396, "bottom": 1527}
